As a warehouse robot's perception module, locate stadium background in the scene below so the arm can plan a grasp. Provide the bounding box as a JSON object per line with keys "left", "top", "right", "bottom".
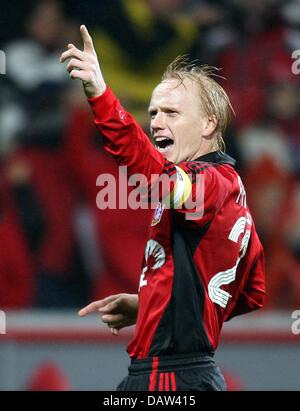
{"left": 0, "top": 0, "right": 300, "bottom": 390}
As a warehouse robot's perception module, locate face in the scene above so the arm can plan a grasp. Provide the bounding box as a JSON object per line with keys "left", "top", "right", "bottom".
{"left": 149, "top": 78, "right": 215, "bottom": 164}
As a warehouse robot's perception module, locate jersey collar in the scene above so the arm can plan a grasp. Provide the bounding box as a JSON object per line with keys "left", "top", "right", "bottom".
{"left": 195, "top": 151, "right": 236, "bottom": 168}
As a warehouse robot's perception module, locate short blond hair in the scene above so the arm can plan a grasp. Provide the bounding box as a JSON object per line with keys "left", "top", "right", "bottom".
{"left": 161, "top": 56, "right": 234, "bottom": 152}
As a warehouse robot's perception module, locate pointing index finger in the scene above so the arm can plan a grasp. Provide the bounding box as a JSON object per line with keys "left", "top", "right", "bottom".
{"left": 80, "top": 25, "right": 94, "bottom": 53}
{"left": 78, "top": 300, "right": 105, "bottom": 316}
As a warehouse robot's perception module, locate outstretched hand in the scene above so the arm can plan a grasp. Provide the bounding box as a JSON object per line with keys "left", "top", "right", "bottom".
{"left": 79, "top": 294, "right": 138, "bottom": 336}
{"left": 60, "top": 25, "right": 106, "bottom": 98}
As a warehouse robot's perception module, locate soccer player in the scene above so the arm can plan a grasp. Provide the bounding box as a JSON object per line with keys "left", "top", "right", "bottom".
{"left": 60, "top": 25, "right": 266, "bottom": 391}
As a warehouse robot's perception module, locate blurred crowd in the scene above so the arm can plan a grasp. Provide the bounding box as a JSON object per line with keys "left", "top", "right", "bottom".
{"left": 0, "top": 0, "right": 300, "bottom": 310}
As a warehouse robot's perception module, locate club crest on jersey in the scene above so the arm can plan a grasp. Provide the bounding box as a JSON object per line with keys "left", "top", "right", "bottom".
{"left": 151, "top": 202, "right": 165, "bottom": 226}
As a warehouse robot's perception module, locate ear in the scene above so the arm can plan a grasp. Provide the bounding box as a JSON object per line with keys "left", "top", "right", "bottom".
{"left": 202, "top": 115, "right": 218, "bottom": 139}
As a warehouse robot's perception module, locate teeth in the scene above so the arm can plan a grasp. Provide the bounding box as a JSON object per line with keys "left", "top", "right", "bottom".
{"left": 154, "top": 136, "right": 172, "bottom": 142}
{"left": 155, "top": 145, "right": 172, "bottom": 153}
{"left": 153, "top": 135, "right": 174, "bottom": 154}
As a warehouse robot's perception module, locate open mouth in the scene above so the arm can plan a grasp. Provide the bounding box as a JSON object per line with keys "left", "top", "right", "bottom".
{"left": 153, "top": 136, "right": 174, "bottom": 152}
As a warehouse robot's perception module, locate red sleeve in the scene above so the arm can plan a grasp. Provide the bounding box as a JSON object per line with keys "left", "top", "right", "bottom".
{"left": 88, "top": 87, "right": 165, "bottom": 177}
{"left": 225, "top": 245, "right": 266, "bottom": 321}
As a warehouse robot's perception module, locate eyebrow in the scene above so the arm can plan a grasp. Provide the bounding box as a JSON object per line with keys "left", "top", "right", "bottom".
{"left": 148, "top": 105, "right": 180, "bottom": 114}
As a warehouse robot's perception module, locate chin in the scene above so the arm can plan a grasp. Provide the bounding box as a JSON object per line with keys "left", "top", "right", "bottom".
{"left": 163, "top": 153, "right": 175, "bottom": 162}
{"left": 156, "top": 146, "right": 177, "bottom": 163}
{"left": 164, "top": 149, "right": 176, "bottom": 163}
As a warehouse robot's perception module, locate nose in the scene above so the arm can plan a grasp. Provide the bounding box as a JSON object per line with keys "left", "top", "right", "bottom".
{"left": 151, "top": 112, "right": 166, "bottom": 132}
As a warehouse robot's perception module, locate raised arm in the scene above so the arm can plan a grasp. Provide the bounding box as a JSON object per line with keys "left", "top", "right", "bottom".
{"left": 60, "top": 26, "right": 210, "bottom": 219}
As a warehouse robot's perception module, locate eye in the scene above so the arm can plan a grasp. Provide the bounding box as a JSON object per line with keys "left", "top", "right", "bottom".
{"left": 165, "top": 109, "right": 178, "bottom": 116}
{"left": 149, "top": 110, "right": 157, "bottom": 118}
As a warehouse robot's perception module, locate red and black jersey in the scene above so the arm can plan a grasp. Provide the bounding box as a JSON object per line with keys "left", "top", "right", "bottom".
{"left": 88, "top": 87, "right": 266, "bottom": 360}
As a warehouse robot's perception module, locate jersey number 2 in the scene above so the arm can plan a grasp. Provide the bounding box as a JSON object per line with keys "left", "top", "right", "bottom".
{"left": 208, "top": 213, "right": 252, "bottom": 309}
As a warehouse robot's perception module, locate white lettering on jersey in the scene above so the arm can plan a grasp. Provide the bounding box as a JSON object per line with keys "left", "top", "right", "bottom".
{"left": 208, "top": 186, "right": 252, "bottom": 308}
{"left": 228, "top": 217, "right": 246, "bottom": 243}
{"left": 208, "top": 265, "right": 237, "bottom": 309}
{"left": 139, "top": 240, "right": 166, "bottom": 290}
{"left": 236, "top": 176, "right": 247, "bottom": 208}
